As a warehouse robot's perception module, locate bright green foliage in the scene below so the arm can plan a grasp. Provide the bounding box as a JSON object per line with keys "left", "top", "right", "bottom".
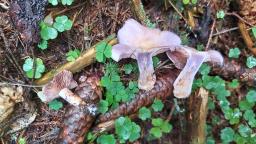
{"left": 220, "top": 127, "right": 235, "bottom": 143}
{"left": 228, "top": 48, "right": 241, "bottom": 58}
{"left": 199, "top": 64, "right": 211, "bottom": 75}
{"left": 98, "top": 100, "right": 108, "bottom": 114}
{"left": 97, "top": 134, "right": 116, "bottom": 144}
{"left": 152, "top": 99, "right": 164, "bottom": 112}
{"left": 123, "top": 64, "right": 133, "bottom": 74}
{"left": 191, "top": 0, "right": 197, "bottom": 4}
{"left": 48, "top": 99, "right": 63, "bottom": 110}
{"left": 38, "top": 40, "right": 48, "bottom": 50}
{"left": 252, "top": 27, "right": 256, "bottom": 39}
{"left": 206, "top": 137, "right": 215, "bottom": 144}
{"left": 23, "top": 57, "right": 45, "bottom": 79}
{"left": 246, "top": 90, "right": 256, "bottom": 103}
{"left": 48, "top": 0, "right": 58, "bottom": 5}
{"left": 152, "top": 56, "right": 160, "bottom": 68}
{"left": 53, "top": 15, "right": 73, "bottom": 32}
{"left": 208, "top": 97, "right": 215, "bottom": 110}
{"left": 138, "top": 107, "right": 151, "bottom": 121}
{"left": 238, "top": 124, "right": 252, "bottom": 138}
{"left": 61, "top": 0, "right": 73, "bottom": 5}
{"left": 115, "top": 117, "right": 141, "bottom": 142}
{"left": 216, "top": 10, "right": 225, "bottom": 19}
{"left": 66, "top": 49, "right": 81, "bottom": 62}
{"left": 150, "top": 118, "right": 172, "bottom": 138}
{"left": 223, "top": 108, "right": 242, "bottom": 125}
{"left": 239, "top": 100, "right": 255, "bottom": 111}
{"left": 96, "top": 42, "right": 112, "bottom": 62}
{"left": 100, "top": 63, "right": 139, "bottom": 111}
{"left": 246, "top": 56, "right": 256, "bottom": 68}
{"left": 40, "top": 22, "right": 58, "bottom": 40}
{"left": 196, "top": 44, "right": 204, "bottom": 51}
{"left": 182, "top": 0, "right": 189, "bottom": 4}
{"left": 182, "top": 0, "right": 197, "bottom": 5}
{"left": 18, "top": 137, "right": 26, "bottom": 144}
{"left": 228, "top": 79, "right": 239, "bottom": 88}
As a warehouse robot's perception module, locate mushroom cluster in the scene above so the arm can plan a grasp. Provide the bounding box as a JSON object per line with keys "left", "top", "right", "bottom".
{"left": 112, "top": 19, "right": 223, "bottom": 98}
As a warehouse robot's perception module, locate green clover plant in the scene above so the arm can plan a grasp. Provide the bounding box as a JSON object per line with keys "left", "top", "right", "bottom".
{"left": 23, "top": 57, "right": 45, "bottom": 79}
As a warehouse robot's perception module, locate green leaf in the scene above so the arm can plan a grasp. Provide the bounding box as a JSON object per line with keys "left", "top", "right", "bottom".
{"left": 124, "top": 64, "right": 133, "bottom": 74}
{"left": 220, "top": 127, "right": 235, "bottom": 143}
{"left": 97, "top": 134, "right": 116, "bottom": 144}
{"left": 138, "top": 107, "right": 151, "bottom": 121}
{"left": 228, "top": 79, "right": 239, "bottom": 88}
{"left": 216, "top": 10, "right": 225, "bottom": 19}
{"left": 53, "top": 15, "right": 73, "bottom": 32}
{"left": 182, "top": 0, "right": 190, "bottom": 5}
{"left": 150, "top": 127, "right": 162, "bottom": 138}
{"left": 40, "top": 26, "right": 58, "bottom": 40}
{"left": 228, "top": 48, "right": 241, "bottom": 58}
{"left": 234, "top": 134, "right": 247, "bottom": 144}
{"left": 96, "top": 52, "right": 104, "bottom": 62}
{"left": 160, "top": 121, "right": 172, "bottom": 133}
{"left": 191, "top": 0, "right": 197, "bottom": 4}
{"left": 48, "top": 99, "right": 63, "bottom": 110}
{"left": 48, "top": 0, "right": 58, "bottom": 6}
{"left": 153, "top": 56, "right": 160, "bottom": 68}
{"left": 199, "top": 64, "right": 211, "bottom": 75}
{"left": 246, "top": 90, "right": 256, "bottom": 103}
{"left": 66, "top": 49, "right": 81, "bottom": 62}
{"left": 152, "top": 118, "right": 164, "bottom": 127}
{"left": 98, "top": 100, "right": 109, "bottom": 114}
{"left": 61, "top": 0, "right": 73, "bottom": 5}
{"left": 238, "top": 124, "right": 252, "bottom": 138}
{"left": 243, "top": 109, "right": 255, "bottom": 121}
{"left": 252, "top": 27, "right": 256, "bottom": 39}
{"left": 246, "top": 56, "right": 256, "bottom": 68}
{"left": 239, "top": 100, "right": 255, "bottom": 111}
{"left": 104, "top": 44, "right": 112, "bottom": 58}
{"left": 18, "top": 137, "right": 26, "bottom": 144}
{"left": 23, "top": 58, "right": 34, "bottom": 71}
{"left": 38, "top": 40, "right": 48, "bottom": 50}
{"left": 152, "top": 99, "right": 164, "bottom": 112}
{"left": 208, "top": 97, "right": 215, "bottom": 110}
{"left": 206, "top": 137, "right": 215, "bottom": 144}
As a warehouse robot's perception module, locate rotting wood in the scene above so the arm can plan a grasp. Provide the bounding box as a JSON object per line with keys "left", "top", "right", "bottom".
{"left": 34, "top": 35, "right": 117, "bottom": 85}
{"left": 188, "top": 88, "right": 208, "bottom": 144}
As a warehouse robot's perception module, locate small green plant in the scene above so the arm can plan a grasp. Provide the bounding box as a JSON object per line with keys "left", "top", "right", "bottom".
{"left": 123, "top": 64, "right": 133, "bottom": 74}
{"left": 228, "top": 79, "right": 239, "bottom": 88}
{"left": 115, "top": 117, "right": 141, "bottom": 142}
{"left": 182, "top": 0, "right": 197, "bottom": 5}
{"left": 18, "top": 137, "right": 26, "bottom": 144}
{"left": 221, "top": 127, "right": 235, "bottom": 143}
{"left": 228, "top": 48, "right": 241, "bottom": 58}
{"left": 48, "top": 99, "right": 63, "bottom": 110}
{"left": 152, "top": 56, "right": 160, "bottom": 68}
{"left": 149, "top": 118, "right": 172, "bottom": 138}
{"left": 23, "top": 57, "right": 45, "bottom": 79}
{"left": 138, "top": 107, "right": 151, "bottom": 121}
{"left": 48, "top": 0, "right": 74, "bottom": 6}
{"left": 246, "top": 56, "right": 256, "bottom": 68}
{"left": 151, "top": 99, "right": 164, "bottom": 112}
{"left": 38, "top": 15, "right": 73, "bottom": 50}
{"left": 98, "top": 100, "right": 109, "bottom": 114}
{"left": 95, "top": 41, "right": 112, "bottom": 62}
{"left": 216, "top": 10, "right": 225, "bottom": 19}
{"left": 66, "top": 49, "right": 81, "bottom": 62}
{"left": 97, "top": 134, "right": 116, "bottom": 144}
{"left": 53, "top": 15, "right": 73, "bottom": 32}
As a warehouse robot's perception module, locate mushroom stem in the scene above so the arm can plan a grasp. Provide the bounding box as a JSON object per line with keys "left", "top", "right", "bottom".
{"left": 59, "top": 88, "right": 85, "bottom": 106}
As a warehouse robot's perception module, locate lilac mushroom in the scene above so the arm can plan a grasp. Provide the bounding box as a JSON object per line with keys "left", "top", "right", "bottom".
{"left": 111, "top": 19, "right": 181, "bottom": 90}
{"left": 111, "top": 19, "right": 223, "bottom": 98}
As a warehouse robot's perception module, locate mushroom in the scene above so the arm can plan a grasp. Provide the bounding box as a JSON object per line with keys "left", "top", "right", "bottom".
{"left": 111, "top": 18, "right": 181, "bottom": 90}
{"left": 112, "top": 19, "right": 223, "bottom": 98}
{"left": 38, "top": 70, "right": 85, "bottom": 106}
{"left": 167, "top": 47, "right": 223, "bottom": 98}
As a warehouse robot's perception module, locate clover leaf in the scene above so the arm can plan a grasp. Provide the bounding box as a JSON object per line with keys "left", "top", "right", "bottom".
{"left": 40, "top": 22, "right": 58, "bottom": 40}
{"left": 138, "top": 107, "right": 151, "bottom": 121}
{"left": 48, "top": 99, "right": 63, "bottom": 110}
{"left": 217, "top": 10, "right": 225, "bottom": 19}
{"left": 97, "top": 134, "right": 116, "bottom": 144}
{"left": 150, "top": 118, "right": 172, "bottom": 138}
{"left": 61, "top": 0, "right": 73, "bottom": 5}
{"left": 38, "top": 40, "right": 48, "bottom": 50}
{"left": 246, "top": 56, "right": 256, "bottom": 68}
{"left": 48, "top": 0, "right": 58, "bottom": 6}
{"left": 98, "top": 100, "right": 109, "bottom": 114}
{"left": 220, "top": 127, "right": 235, "bottom": 143}
{"left": 228, "top": 48, "right": 241, "bottom": 58}
{"left": 23, "top": 57, "right": 46, "bottom": 79}
{"left": 96, "top": 41, "right": 112, "bottom": 62}
{"left": 152, "top": 99, "right": 164, "bottom": 112}
{"left": 53, "top": 15, "right": 73, "bottom": 32}
{"left": 66, "top": 49, "right": 81, "bottom": 62}
{"left": 246, "top": 90, "right": 256, "bottom": 103}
